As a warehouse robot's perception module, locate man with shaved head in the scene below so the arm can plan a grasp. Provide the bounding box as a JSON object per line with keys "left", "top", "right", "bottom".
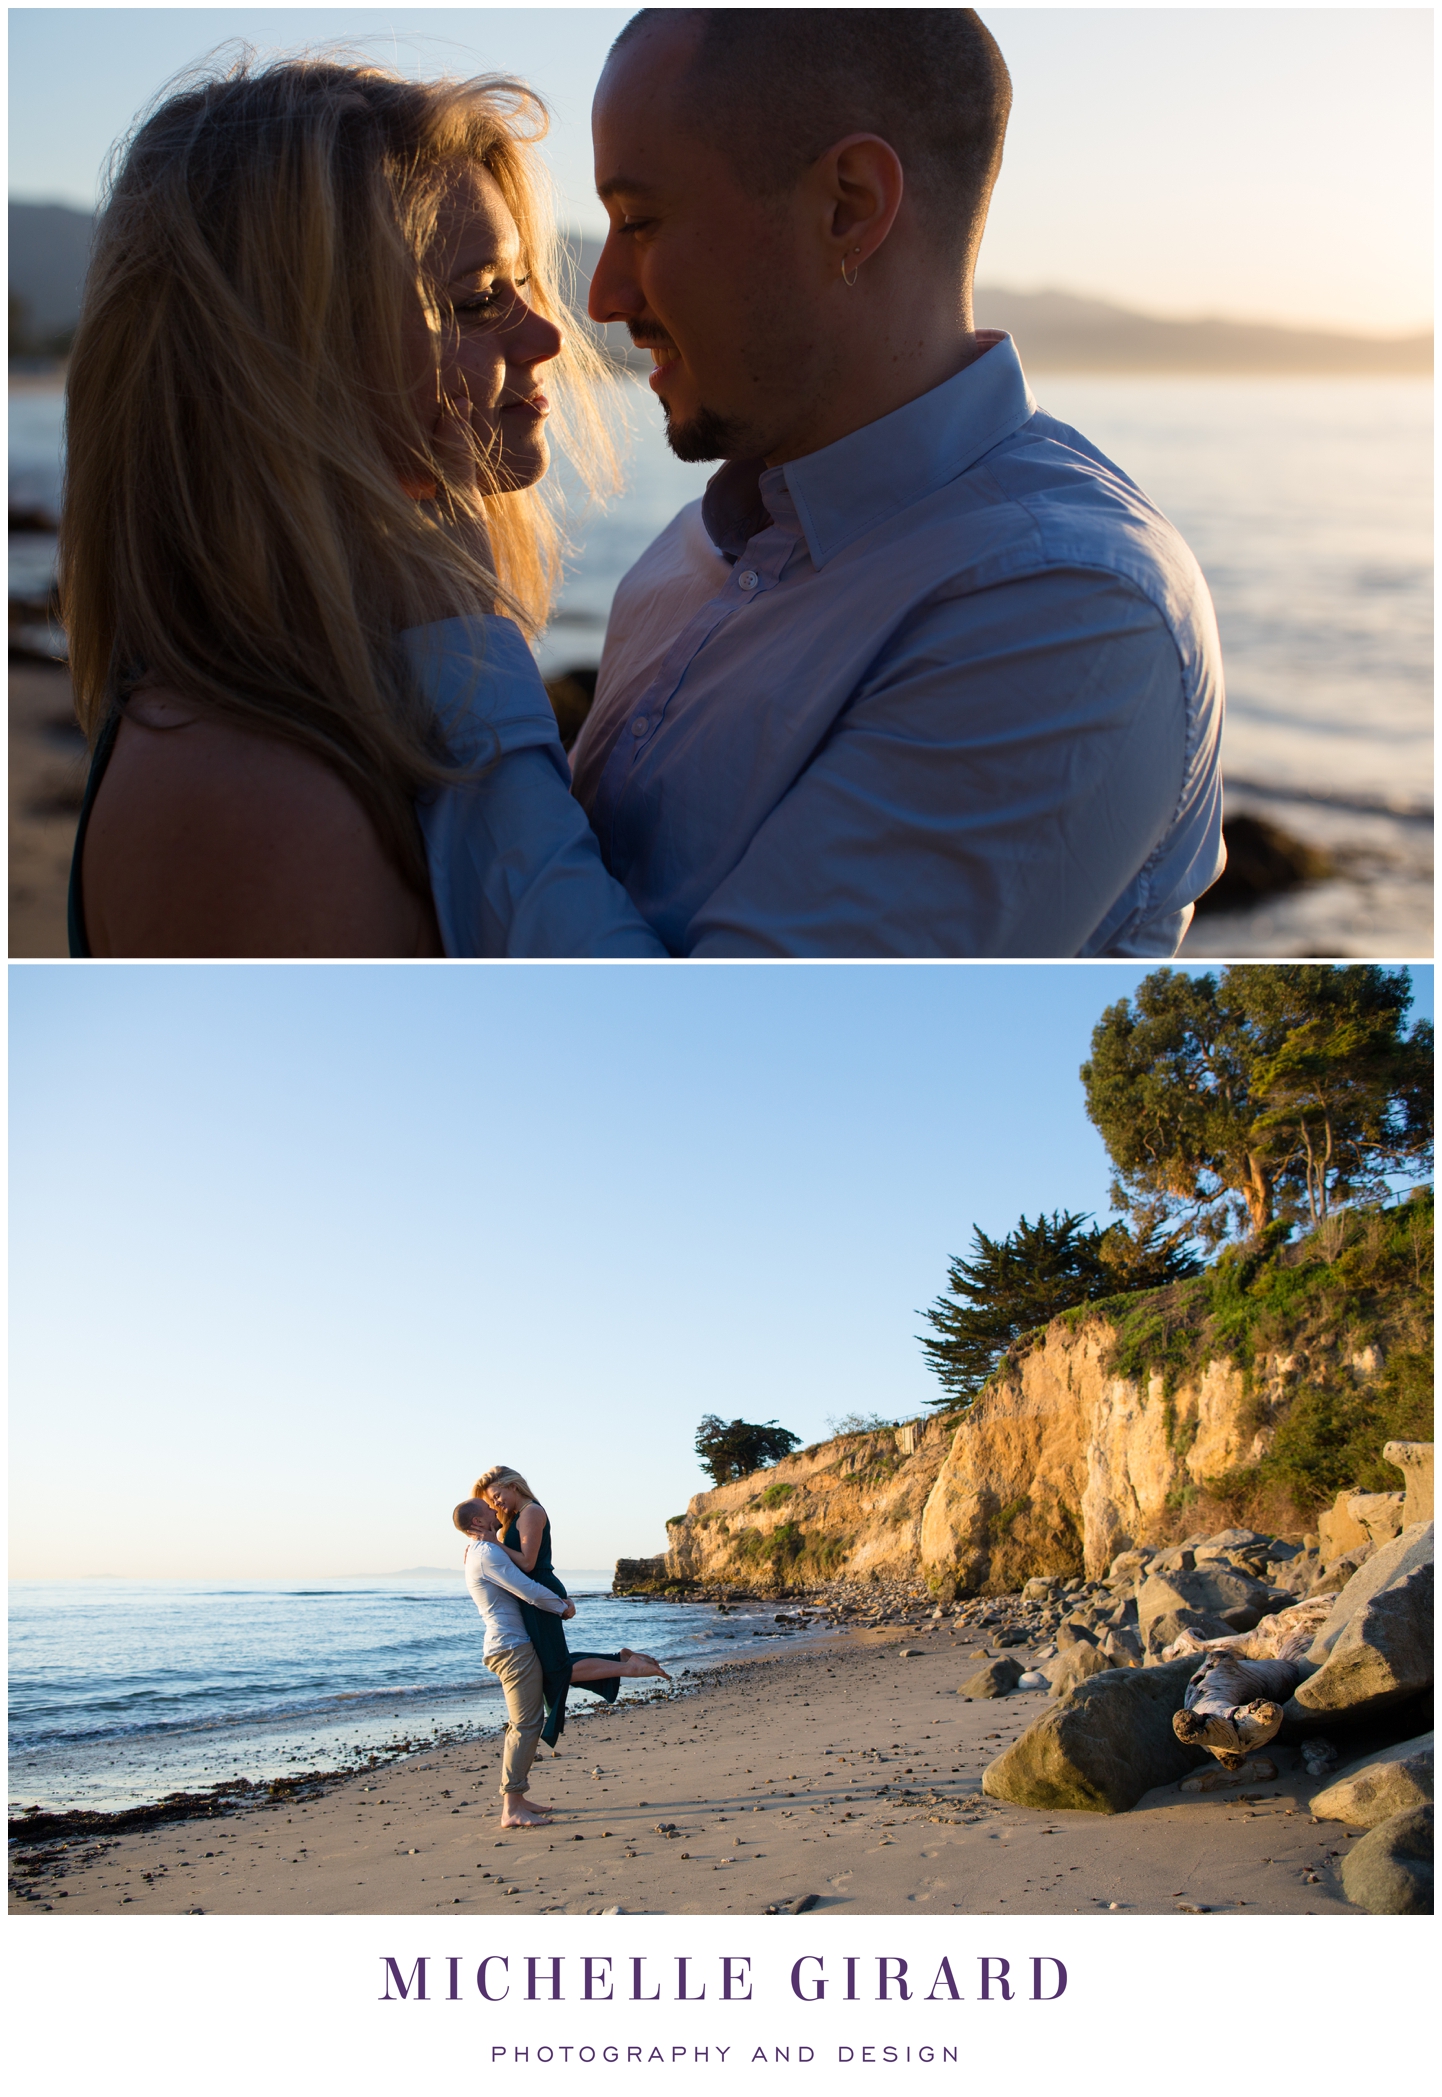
{"left": 454, "top": 1495, "right": 576, "bottom": 1827}
{"left": 569, "top": 9, "right": 1224, "bottom": 956}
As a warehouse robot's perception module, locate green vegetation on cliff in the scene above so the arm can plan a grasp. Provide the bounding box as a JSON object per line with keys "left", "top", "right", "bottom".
{"left": 1052, "top": 1188, "right": 1433, "bottom": 1513}
{"left": 694, "top": 1415, "right": 802, "bottom": 1485}
{"left": 919, "top": 1208, "right": 1199, "bottom": 1403}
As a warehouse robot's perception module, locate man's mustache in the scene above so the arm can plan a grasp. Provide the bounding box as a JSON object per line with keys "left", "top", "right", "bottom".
{"left": 626, "top": 323, "right": 676, "bottom": 352}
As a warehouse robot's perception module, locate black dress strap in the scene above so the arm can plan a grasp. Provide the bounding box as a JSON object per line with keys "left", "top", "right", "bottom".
{"left": 66, "top": 709, "right": 122, "bottom": 958}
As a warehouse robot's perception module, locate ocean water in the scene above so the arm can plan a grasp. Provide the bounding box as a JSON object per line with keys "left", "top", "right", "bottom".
{"left": 8, "top": 1575, "right": 804, "bottom": 1814}
{"left": 10, "top": 373, "right": 1432, "bottom": 951}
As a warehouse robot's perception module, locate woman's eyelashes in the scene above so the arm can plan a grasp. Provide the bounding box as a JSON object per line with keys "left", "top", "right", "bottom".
{"left": 449, "top": 273, "right": 530, "bottom": 322}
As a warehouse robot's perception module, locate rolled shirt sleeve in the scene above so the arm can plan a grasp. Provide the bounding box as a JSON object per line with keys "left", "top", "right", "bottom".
{"left": 404, "top": 616, "right": 666, "bottom": 958}
{"left": 475, "top": 1543, "right": 572, "bottom": 1614}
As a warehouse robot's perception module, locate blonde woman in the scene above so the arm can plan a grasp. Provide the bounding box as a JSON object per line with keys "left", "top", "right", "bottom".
{"left": 474, "top": 1465, "right": 669, "bottom": 1747}
{"left": 62, "top": 53, "right": 665, "bottom": 957}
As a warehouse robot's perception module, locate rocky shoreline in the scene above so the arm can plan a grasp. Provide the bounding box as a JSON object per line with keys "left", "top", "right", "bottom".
{"left": 616, "top": 1485, "right": 1434, "bottom": 1914}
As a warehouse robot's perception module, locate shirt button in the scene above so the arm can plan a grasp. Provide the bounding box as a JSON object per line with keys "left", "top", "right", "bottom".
{"left": 738, "top": 569, "right": 759, "bottom": 591}
{"left": 631, "top": 716, "right": 649, "bottom": 737}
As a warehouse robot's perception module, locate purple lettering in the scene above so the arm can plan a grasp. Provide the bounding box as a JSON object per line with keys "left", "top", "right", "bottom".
{"left": 980, "top": 1956, "right": 1013, "bottom": 2001}
{"left": 792, "top": 1955, "right": 825, "bottom": 2001}
{"left": 722, "top": 1957, "right": 752, "bottom": 2002}
{"left": 476, "top": 1956, "right": 509, "bottom": 2003}
{"left": 878, "top": 1956, "right": 911, "bottom": 2001}
{"left": 379, "top": 1957, "right": 426, "bottom": 2002}
{"left": 926, "top": 1956, "right": 962, "bottom": 2001}
{"left": 1033, "top": 1957, "right": 1067, "bottom": 2001}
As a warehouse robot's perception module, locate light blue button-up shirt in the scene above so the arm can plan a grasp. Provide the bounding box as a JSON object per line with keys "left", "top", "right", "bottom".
{"left": 570, "top": 332, "right": 1225, "bottom": 957}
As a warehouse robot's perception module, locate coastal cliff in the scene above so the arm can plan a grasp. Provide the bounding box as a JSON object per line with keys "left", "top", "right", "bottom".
{"left": 628, "top": 1199, "right": 1432, "bottom": 1599}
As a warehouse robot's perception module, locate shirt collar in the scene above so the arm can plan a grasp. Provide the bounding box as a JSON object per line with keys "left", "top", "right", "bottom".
{"left": 701, "top": 333, "right": 1036, "bottom": 568}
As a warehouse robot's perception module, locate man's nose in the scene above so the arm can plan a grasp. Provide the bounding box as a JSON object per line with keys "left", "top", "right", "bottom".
{"left": 587, "top": 227, "right": 644, "bottom": 326}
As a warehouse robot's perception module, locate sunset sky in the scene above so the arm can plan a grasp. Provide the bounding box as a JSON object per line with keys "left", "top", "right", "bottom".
{"left": 8, "top": 5, "right": 1433, "bottom": 334}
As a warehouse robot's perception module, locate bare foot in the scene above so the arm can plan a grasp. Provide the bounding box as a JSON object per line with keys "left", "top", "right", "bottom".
{"left": 500, "top": 1798, "right": 550, "bottom": 1828}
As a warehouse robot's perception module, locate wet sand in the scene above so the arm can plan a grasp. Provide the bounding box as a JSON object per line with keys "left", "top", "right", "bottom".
{"left": 10, "top": 1622, "right": 1365, "bottom": 1918}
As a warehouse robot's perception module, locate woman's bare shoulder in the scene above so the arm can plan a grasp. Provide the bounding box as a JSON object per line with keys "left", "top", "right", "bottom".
{"left": 82, "top": 690, "right": 442, "bottom": 957}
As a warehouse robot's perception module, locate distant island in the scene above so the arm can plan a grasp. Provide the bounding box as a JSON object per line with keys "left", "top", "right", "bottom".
{"left": 9, "top": 199, "right": 1432, "bottom": 377}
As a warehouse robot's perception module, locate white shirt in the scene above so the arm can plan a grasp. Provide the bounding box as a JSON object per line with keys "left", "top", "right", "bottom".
{"left": 462, "top": 1537, "right": 570, "bottom": 1658}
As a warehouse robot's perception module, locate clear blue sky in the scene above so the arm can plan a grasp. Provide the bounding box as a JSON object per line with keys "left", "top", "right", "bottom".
{"left": 8, "top": 7, "right": 1432, "bottom": 333}
{"left": 10, "top": 963, "right": 1432, "bottom": 1580}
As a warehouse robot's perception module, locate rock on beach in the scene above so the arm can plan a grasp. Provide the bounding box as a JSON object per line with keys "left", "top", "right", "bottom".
{"left": 1310, "top": 1734, "right": 1433, "bottom": 1827}
{"left": 1339, "top": 1803, "right": 1433, "bottom": 1914}
{"left": 1285, "top": 1524, "right": 1433, "bottom": 1727}
{"left": 1046, "top": 1641, "right": 1116, "bottom": 1699}
{"left": 959, "top": 1657, "right": 1025, "bottom": 1699}
{"left": 1137, "top": 1565, "right": 1284, "bottom": 1643}
{"left": 981, "top": 1654, "right": 1208, "bottom": 1814}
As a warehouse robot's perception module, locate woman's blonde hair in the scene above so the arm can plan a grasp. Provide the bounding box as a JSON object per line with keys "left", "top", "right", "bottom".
{"left": 61, "top": 49, "right": 620, "bottom": 888}
{"left": 473, "top": 1465, "right": 537, "bottom": 1507}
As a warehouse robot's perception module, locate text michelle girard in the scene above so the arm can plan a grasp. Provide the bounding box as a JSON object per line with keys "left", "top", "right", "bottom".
{"left": 378, "top": 1951, "right": 1068, "bottom": 2006}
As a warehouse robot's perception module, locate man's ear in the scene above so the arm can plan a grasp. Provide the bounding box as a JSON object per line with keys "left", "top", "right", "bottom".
{"left": 815, "top": 133, "right": 905, "bottom": 275}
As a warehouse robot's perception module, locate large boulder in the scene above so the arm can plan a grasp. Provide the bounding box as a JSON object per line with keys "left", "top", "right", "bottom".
{"left": 1309, "top": 1545, "right": 1372, "bottom": 1596}
{"left": 1287, "top": 1565, "right": 1433, "bottom": 1726}
{"left": 1307, "top": 1523, "right": 1433, "bottom": 1662}
{"left": 1267, "top": 1549, "right": 1321, "bottom": 1596}
{"left": 1046, "top": 1641, "right": 1116, "bottom": 1698}
{"left": 1311, "top": 1734, "right": 1434, "bottom": 1827}
{"left": 1098, "top": 1626, "right": 1144, "bottom": 1668}
{"left": 1143, "top": 1605, "right": 1241, "bottom": 1659}
{"left": 1055, "top": 1616, "right": 1099, "bottom": 1650}
{"left": 1319, "top": 1491, "right": 1371, "bottom": 1561}
{"left": 1137, "top": 1566, "right": 1284, "bottom": 1643}
{"left": 1384, "top": 1441, "right": 1434, "bottom": 1528}
{"left": 1194, "top": 1528, "right": 1276, "bottom": 1554}
{"left": 959, "top": 1657, "right": 1025, "bottom": 1699}
{"left": 982, "top": 1653, "right": 1208, "bottom": 1813}
{"left": 1339, "top": 1804, "right": 1433, "bottom": 1915}
{"left": 1347, "top": 1492, "right": 1406, "bottom": 1547}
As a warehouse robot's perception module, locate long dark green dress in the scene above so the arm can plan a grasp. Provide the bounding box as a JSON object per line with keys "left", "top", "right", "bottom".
{"left": 506, "top": 1516, "right": 624, "bottom": 1746}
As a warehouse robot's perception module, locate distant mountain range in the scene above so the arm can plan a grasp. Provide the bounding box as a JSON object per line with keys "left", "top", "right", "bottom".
{"left": 971, "top": 285, "right": 1431, "bottom": 376}
{"left": 10, "top": 199, "right": 1431, "bottom": 376}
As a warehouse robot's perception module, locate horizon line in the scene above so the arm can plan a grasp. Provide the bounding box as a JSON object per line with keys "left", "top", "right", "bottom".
{"left": 7, "top": 194, "right": 1432, "bottom": 345}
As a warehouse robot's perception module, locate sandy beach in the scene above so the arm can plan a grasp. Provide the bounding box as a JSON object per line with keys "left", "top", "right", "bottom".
{"left": 10, "top": 1620, "right": 1367, "bottom": 1918}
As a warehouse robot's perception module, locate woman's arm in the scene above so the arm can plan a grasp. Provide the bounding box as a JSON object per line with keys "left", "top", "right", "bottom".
{"left": 494, "top": 1502, "right": 548, "bottom": 1574}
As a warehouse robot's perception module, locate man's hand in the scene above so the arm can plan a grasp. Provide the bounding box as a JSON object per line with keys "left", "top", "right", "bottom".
{"left": 562, "top": 1600, "right": 577, "bottom": 1619}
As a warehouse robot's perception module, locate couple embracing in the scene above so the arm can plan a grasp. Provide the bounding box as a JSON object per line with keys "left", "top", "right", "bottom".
{"left": 66, "top": 9, "right": 1222, "bottom": 959}
{"left": 454, "top": 1467, "right": 667, "bottom": 1829}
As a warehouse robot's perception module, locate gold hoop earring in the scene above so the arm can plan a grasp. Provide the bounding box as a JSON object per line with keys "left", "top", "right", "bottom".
{"left": 841, "top": 247, "right": 861, "bottom": 287}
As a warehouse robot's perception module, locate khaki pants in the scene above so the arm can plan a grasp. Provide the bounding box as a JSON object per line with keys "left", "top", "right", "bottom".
{"left": 485, "top": 1642, "right": 544, "bottom": 1795}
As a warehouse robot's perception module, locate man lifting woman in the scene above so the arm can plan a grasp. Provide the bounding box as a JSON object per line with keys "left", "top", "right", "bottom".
{"left": 454, "top": 1466, "right": 668, "bottom": 1827}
